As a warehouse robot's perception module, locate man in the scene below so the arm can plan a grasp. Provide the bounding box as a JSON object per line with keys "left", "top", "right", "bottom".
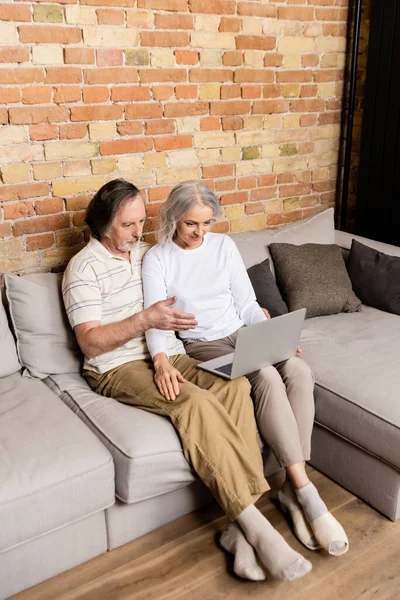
{"left": 62, "top": 179, "right": 312, "bottom": 583}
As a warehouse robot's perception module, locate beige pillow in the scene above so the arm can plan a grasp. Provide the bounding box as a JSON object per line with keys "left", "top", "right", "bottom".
{"left": 5, "top": 273, "right": 82, "bottom": 378}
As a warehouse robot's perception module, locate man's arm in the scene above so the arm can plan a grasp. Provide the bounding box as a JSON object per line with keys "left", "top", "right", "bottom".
{"left": 74, "top": 297, "right": 197, "bottom": 359}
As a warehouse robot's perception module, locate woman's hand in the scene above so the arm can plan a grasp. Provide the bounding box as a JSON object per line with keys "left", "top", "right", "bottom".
{"left": 296, "top": 346, "right": 302, "bottom": 355}
{"left": 153, "top": 353, "right": 186, "bottom": 401}
{"left": 261, "top": 308, "right": 271, "bottom": 319}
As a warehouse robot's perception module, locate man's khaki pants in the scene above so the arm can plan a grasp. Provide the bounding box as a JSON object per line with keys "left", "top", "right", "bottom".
{"left": 84, "top": 353, "right": 269, "bottom": 521}
{"left": 184, "top": 331, "right": 316, "bottom": 468}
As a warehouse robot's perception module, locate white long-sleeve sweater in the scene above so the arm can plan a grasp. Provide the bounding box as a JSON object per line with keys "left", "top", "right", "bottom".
{"left": 142, "top": 232, "right": 267, "bottom": 358}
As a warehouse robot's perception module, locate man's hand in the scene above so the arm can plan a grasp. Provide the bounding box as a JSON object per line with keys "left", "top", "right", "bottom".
{"left": 153, "top": 353, "right": 186, "bottom": 401}
{"left": 143, "top": 297, "right": 197, "bottom": 331}
{"left": 261, "top": 308, "right": 271, "bottom": 319}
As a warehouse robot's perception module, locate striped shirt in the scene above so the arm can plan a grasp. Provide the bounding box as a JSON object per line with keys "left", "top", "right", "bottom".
{"left": 62, "top": 237, "right": 184, "bottom": 374}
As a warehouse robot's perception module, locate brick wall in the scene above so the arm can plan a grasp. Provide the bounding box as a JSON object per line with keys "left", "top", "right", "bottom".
{"left": 0, "top": 0, "right": 349, "bottom": 274}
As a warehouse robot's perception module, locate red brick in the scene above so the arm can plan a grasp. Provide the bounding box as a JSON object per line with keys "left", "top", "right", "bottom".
{"left": 65, "top": 195, "right": 92, "bottom": 211}
{"left": 278, "top": 174, "right": 294, "bottom": 185}
{"left": 241, "top": 85, "right": 261, "bottom": 99}
{"left": 318, "top": 112, "right": 341, "bottom": 125}
{"left": 84, "top": 67, "right": 138, "bottom": 84}
{"left": 18, "top": 26, "right": 82, "bottom": 44}
{"left": 189, "top": 0, "right": 235, "bottom": 14}
{"left": 3, "top": 202, "right": 35, "bottom": 220}
{"left": 82, "top": 86, "right": 109, "bottom": 103}
{"left": 71, "top": 105, "right": 123, "bottom": 121}
{"left": 237, "top": 1, "right": 277, "bottom": 17}
{"left": 300, "top": 84, "right": 317, "bottom": 98}
{"left": 245, "top": 202, "right": 264, "bottom": 215}
{"left": 141, "top": 31, "right": 189, "bottom": 47}
{"left": 64, "top": 48, "right": 95, "bottom": 65}
{"left": 326, "top": 98, "right": 342, "bottom": 111}
{"left": 263, "top": 84, "right": 282, "bottom": 98}
{"left": 221, "top": 84, "right": 241, "bottom": 99}
{"left": 313, "top": 180, "right": 336, "bottom": 193}
{"left": 29, "top": 124, "right": 58, "bottom": 141}
{"left": 96, "top": 49, "right": 123, "bottom": 67}
{"left": 155, "top": 14, "right": 193, "bottom": 29}
{"left": 0, "top": 183, "right": 49, "bottom": 203}
{"left": 258, "top": 174, "right": 277, "bottom": 187}
{"left": 210, "top": 101, "right": 251, "bottom": 116}
{"left": 154, "top": 135, "right": 192, "bottom": 151}
{"left": 189, "top": 68, "right": 233, "bottom": 83}
{"left": 219, "top": 17, "right": 240, "bottom": 32}
{"left": 175, "top": 50, "right": 198, "bottom": 65}
{"left": 223, "top": 51, "right": 242, "bottom": 67}
{"left": 315, "top": 8, "right": 348, "bottom": 21}
{"left": 278, "top": 6, "right": 315, "bottom": 20}
{"left": 300, "top": 114, "right": 318, "bottom": 127}
{"left": 203, "top": 164, "right": 234, "bottom": 178}
{"left": 267, "top": 209, "right": 303, "bottom": 226}
{"left": 235, "top": 69, "right": 274, "bottom": 84}
{"left": 117, "top": 121, "right": 143, "bottom": 136}
{"left": 60, "top": 123, "right": 88, "bottom": 139}
{"left": 0, "top": 4, "right": 31, "bottom": 21}
{"left": 220, "top": 191, "right": 248, "bottom": 205}
{"left": 111, "top": 86, "right": 151, "bottom": 101}
{"left": 53, "top": 86, "right": 81, "bottom": 103}
{"left": 264, "top": 53, "right": 283, "bottom": 67}
{"left": 290, "top": 99, "right": 326, "bottom": 112}
{"left": 238, "top": 176, "right": 257, "bottom": 189}
{"left": 148, "top": 186, "right": 171, "bottom": 202}
{"left": 221, "top": 116, "right": 242, "bottom": 130}
{"left": 175, "top": 84, "right": 197, "bottom": 99}
{"left": 213, "top": 220, "right": 229, "bottom": 233}
{"left": 298, "top": 142, "right": 314, "bottom": 155}
{"left": 152, "top": 85, "right": 174, "bottom": 100}
{"left": 22, "top": 86, "right": 51, "bottom": 104}
{"left": 0, "top": 87, "right": 20, "bottom": 103}
{"left": 252, "top": 100, "right": 289, "bottom": 114}
{"left": 0, "top": 68, "right": 44, "bottom": 84}
{"left": 145, "top": 119, "right": 175, "bottom": 135}
{"left": 323, "top": 23, "right": 347, "bottom": 37}
{"left": 81, "top": 0, "right": 134, "bottom": 5}
{"left": 300, "top": 195, "right": 320, "bottom": 209}
{"left": 125, "top": 103, "right": 163, "bottom": 120}
{"left": 9, "top": 106, "right": 69, "bottom": 124}
{"left": 100, "top": 138, "right": 153, "bottom": 156}
{"left": 0, "top": 47, "right": 29, "bottom": 63}
{"left": 236, "top": 36, "right": 276, "bottom": 51}
{"left": 35, "top": 197, "right": 64, "bottom": 215}
{"left": 0, "top": 223, "right": 12, "bottom": 238}
{"left": 279, "top": 183, "right": 312, "bottom": 198}
{"left": 26, "top": 233, "right": 55, "bottom": 252}
{"left": 314, "top": 69, "right": 344, "bottom": 82}
{"left": 0, "top": 109, "right": 7, "bottom": 124}
{"left": 200, "top": 116, "right": 220, "bottom": 131}
{"left": 72, "top": 211, "right": 86, "bottom": 227}
{"left": 251, "top": 187, "right": 277, "bottom": 201}
{"left": 138, "top": 0, "right": 187, "bottom": 10}
{"left": 45, "top": 67, "right": 82, "bottom": 84}
{"left": 139, "top": 68, "right": 186, "bottom": 83}
{"left": 13, "top": 214, "right": 70, "bottom": 236}
{"left": 277, "top": 71, "right": 313, "bottom": 83}
{"left": 97, "top": 8, "right": 125, "bottom": 24}
{"left": 302, "top": 54, "right": 319, "bottom": 68}
{"left": 215, "top": 178, "right": 235, "bottom": 192}
{"left": 164, "top": 101, "right": 208, "bottom": 117}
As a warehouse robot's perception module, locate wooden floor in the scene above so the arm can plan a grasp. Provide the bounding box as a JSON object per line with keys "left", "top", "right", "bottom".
{"left": 11, "top": 468, "right": 400, "bottom": 600}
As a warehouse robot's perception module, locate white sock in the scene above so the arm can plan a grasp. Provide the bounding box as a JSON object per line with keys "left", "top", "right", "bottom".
{"left": 279, "top": 480, "right": 318, "bottom": 549}
{"left": 220, "top": 522, "right": 266, "bottom": 581}
{"left": 236, "top": 505, "right": 312, "bottom": 581}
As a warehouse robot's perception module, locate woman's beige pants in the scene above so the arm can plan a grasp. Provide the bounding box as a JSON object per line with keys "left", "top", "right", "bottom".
{"left": 184, "top": 330, "right": 315, "bottom": 468}
{"left": 84, "top": 353, "right": 269, "bottom": 521}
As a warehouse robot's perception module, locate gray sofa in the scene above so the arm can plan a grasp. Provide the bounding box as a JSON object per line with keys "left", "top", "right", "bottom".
{"left": 1, "top": 208, "right": 399, "bottom": 598}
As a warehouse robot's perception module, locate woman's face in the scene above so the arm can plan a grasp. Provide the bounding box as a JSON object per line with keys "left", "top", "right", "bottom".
{"left": 175, "top": 204, "right": 215, "bottom": 250}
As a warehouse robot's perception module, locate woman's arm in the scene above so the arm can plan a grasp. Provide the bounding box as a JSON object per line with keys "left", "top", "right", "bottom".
{"left": 142, "top": 249, "right": 172, "bottom": 358}
{"left": 227, "top": 238, "right": 268, "bottom": 326}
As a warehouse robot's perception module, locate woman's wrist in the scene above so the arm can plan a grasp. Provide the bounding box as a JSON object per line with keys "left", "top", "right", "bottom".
{"left": 153, "top": 352, "right": 169, "bottom": 369}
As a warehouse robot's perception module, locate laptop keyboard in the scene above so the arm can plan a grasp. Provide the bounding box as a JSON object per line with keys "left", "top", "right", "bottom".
{"left": 215, "top": 363, "right": 233, "bottom": 376}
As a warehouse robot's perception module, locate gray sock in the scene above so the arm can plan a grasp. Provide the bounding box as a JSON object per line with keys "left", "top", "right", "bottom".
{"left": 295, "top": 482, "right": 327, "bottom": 522}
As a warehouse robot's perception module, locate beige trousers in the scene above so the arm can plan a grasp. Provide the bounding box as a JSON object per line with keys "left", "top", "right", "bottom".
{"left": 184, "top": 330, "right": 316, "bottom": 468}
{"left": 84, "top": 353, "right": 269, "bottom": 520}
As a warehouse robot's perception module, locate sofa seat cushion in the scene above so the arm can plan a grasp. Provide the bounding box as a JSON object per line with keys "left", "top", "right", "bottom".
{"left": 301, "top": 306, "right": 400, "bottom": 470}
{"left": 46, "top": 373, "right": 197, "bottom": 504}
{"left": 0, "top": 373, "right": 114, "bottom": 554}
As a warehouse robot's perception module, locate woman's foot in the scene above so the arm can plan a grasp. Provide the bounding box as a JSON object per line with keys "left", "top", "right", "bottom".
{"left": 278, "top": 480, "right": 321, "bottom": 551}
{"left": 220, "top": 522, "right": 266, "bottom": 581}
{"left": 295, "top": 482, "right": 349, "bottom": 556}
{"left": 236, "top": 505, "right": 312, "bottom": 581}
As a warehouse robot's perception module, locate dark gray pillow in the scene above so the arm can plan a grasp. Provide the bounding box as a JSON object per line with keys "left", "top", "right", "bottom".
{"left": 247, "top": 259, "right": 288, "bottom": 318}
{"left": 347, "top": 239, "right": 400, "bottom": 315}
{"left": 269, "top": 243, "right": 361, "bottom": 318}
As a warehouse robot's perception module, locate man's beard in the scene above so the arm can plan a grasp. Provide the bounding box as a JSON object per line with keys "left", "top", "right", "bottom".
{"left": 118, "top": 237, "right": 140, "bottom": 252}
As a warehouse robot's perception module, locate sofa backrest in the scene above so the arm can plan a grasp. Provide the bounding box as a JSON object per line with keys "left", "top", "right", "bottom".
{"left": 0, "top": 294, "right": 21, "bottom": 378}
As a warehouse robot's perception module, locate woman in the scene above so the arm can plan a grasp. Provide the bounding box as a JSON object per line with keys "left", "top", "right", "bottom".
{"left": 142, "top": 181, "right": 349, "bottom": 564}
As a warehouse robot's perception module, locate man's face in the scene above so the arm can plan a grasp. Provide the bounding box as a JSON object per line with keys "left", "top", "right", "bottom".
{"left": 105, "top": 195, "right": 146, "bottom": 254}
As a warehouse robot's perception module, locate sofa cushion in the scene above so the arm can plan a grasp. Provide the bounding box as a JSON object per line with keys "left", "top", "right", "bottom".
{"left": 5, "top": 272, "right": 82, "bottom": 378}
{"left": 45, "top": 373, "right": 197, "bottom": 504}
{"left": 0, "top": 296, "right": 20, "bottom": 378}
{"left": 247, "top": 259, "right": 288, "bottom": 317}
{"left": 0, "top": 373, "right": 114, "bottom": 553}
{"left": 347, "top": 239, "right": 400, "bottom": 315}
{"left": 270, "top": 243, "right": 361, "bottom": 318}
{"left": 301, "top": 306, "right": 400, "bottom": 470}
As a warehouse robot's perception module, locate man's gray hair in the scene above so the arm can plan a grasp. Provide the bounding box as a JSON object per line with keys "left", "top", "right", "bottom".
{"left": 157, "top": 180, "right": 222, "bottom": 245}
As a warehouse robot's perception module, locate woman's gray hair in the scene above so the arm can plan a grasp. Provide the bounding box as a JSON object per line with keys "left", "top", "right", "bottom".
{"left": 157, "top": 180, "right": 222, "bottom": 245}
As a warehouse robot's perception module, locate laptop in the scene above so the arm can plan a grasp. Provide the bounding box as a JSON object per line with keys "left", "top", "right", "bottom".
{"left": 198, "top": 308, "right": 306, "bottom": 380}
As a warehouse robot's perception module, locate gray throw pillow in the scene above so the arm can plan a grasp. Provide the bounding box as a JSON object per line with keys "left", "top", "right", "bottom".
{"left": 247, "top": 259, "right": 288, "bottom": 318}
{"left": 347, "top": 239, "right": 400, "bottom": 315}
{"left": 269, "top": 243, "right": 362, "bottom": 318}
{"left": 0, "top": 295, "right": 21, "bottom": 378}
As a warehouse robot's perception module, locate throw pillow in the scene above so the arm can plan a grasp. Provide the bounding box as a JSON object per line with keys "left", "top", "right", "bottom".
{"left": 347, "top": 239, "right": 400, "bottom": 315}
{"left": 269, "top": 243, "right": 362, "bottom": 318}
{"left": 5, "top": 272, "right": 82, "bottom": 378}
{"left": 0, "top": 294, "right": 21, "bottom": 378}
{"left": 247, "top": 259, "right": 288, "bottom": 318}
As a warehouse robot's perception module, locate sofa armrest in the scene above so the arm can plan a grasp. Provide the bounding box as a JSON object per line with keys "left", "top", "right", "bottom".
{"left": 335, "top": 230, "right": 400, "bottom": 257}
